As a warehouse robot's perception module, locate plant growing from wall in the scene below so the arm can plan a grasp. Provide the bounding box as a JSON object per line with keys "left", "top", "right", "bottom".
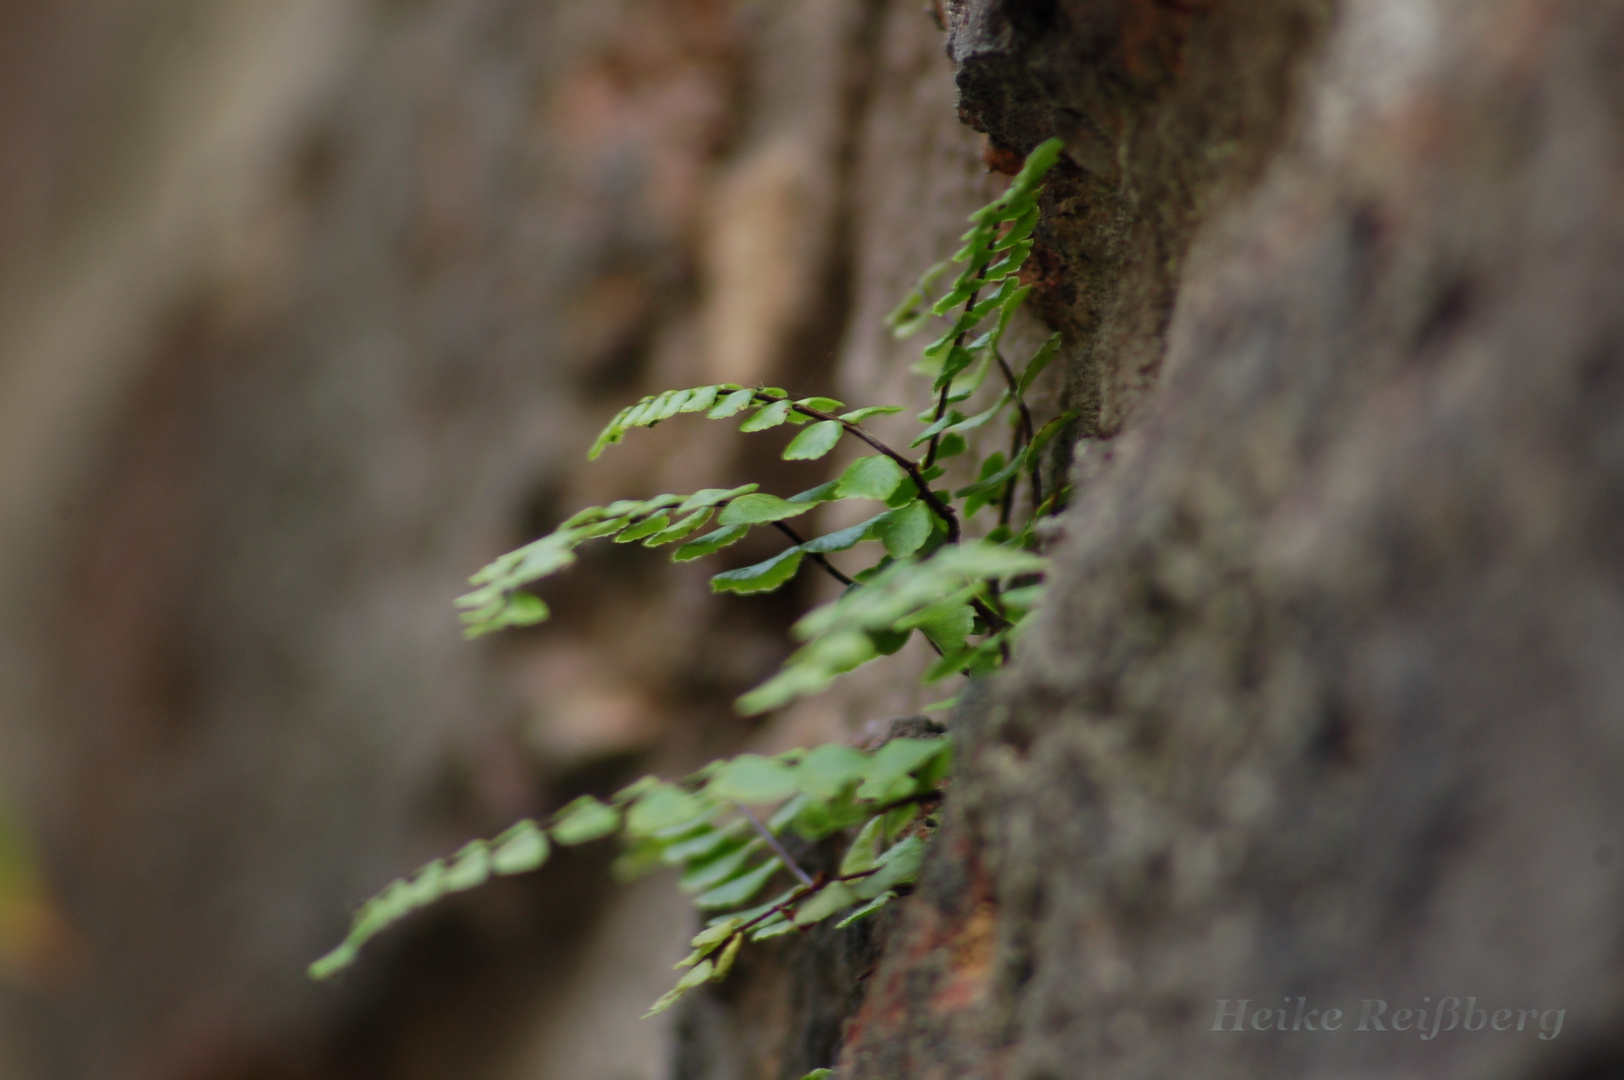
{"left": 310, "top": 139, "right": 1070, "bottom": 1018}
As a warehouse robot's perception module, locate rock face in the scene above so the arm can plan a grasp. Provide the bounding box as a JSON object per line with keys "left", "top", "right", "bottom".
{"left": 831, "top": 1, "right": 1624, "bottom": 1079}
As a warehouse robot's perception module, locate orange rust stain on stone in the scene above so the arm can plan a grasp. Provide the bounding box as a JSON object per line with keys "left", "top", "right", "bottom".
{"left": 838, "top": 847, "right": 1000, "bottom": 1065}
{"left": 982, "top": 138, "right": 1024, "bottom": 176}
{"left": 928, "top": 899, "right": 998, "bottom": 1012}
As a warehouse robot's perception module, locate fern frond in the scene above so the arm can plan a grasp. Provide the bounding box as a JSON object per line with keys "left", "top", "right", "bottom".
{"left": 311, "top": 736, "right": 951, "bottom": 983}
{"left": 736, "top": 543, "right": 1048, "bottom": 715}
{"left": 314, "top": 136, "right": 1077, "bottom": 1016}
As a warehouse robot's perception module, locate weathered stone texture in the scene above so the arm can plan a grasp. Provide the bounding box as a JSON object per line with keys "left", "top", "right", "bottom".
{"left": 839, "top": 2, "right": 1624, "bottom": 1078}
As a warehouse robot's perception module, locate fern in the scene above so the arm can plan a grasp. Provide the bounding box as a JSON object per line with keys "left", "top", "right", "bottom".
{"left": 311, "top": 138, "right": 1071, "bottom": 1018}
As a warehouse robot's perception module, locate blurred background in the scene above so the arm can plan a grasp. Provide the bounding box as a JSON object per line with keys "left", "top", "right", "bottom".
{"left": 0, "top": 1, "right": 1023, "bottom": 1076}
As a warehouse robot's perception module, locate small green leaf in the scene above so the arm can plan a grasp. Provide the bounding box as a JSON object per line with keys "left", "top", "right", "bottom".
{"left": 1018, "top": 333, "right": 1063, "bottom": 396}
{"left": 618, "top": 398, "right": 657, "bottom": 429}
{"left": 645, "top": 959, "right": 715, "bottom": 1017}
{"left": 996, "top": 282, "right": 1033, "bottom": 339}
{"left": 800, "top": 512, "right": 887, "bottom": 554}
{"left": 794, "top": 744, "right": 870, "bottom": 799}
{"left": 708, "top": 388, "right": 756, "bottom": 418}
{"left": 909, "top": 409, "right": 964, "bottom": 449}
{"left": 653, "top": 389, "right": 690, "bottom": 421}
{"left": 718, "top": 493, "right": 815, "bottom": 527}
{"left": 920, "top": 321, "right": 963, "bottom": 369}
{"left": 766, "top": 793, "right": 809, "bottom": 831}
{"left": 618, "top": 844, "right": 663, "bottom": 885}
{"left": 1013, "top": 136, "right": 1065, "bottom": 189}
{"left": 680, "top": 839, "right": 762, "bottom": 892}
{"left": 696, "top": 858, "right": 782, "bottom": 909}
{"left": 994, "top": 205, "right": 1039, "bottom": 251}
{"left": 932, "top": 345, "right": 978, "bottom": 391}
{"left": 615, "top": 513, "right": 671, "bottom": 543}
{"left": 626, "top": 785, "right": 709, "bottom": 836}
{"left": 587, "top": 413, "right": 630, "bottom": 460}
{"left": 967, "top": 275, "right": 1021, "bottom": 322}
{"left": 367, "top": 880, "right": 414, "bottom": 929}
{"left": 834, "top": 455, "right": 905, "bottom": 501}
{"left": 835, "top": 891, "right": 896, "bottom": 929}
{"left": 884, "top": 477, "right": 920, "bottom": 509}
{"left": 782, "top": 791, "right": 870, "bottom": 840}
{"left": 877, "top": 500, "right": 932, "bottom": 558}
{"left": 913, "top": 601, "right": 975, "bottom": 653}
{"left": 796, "top": 396, "right": 845, "bottom": 413}
{"left": 962, "top": 462, "right": 1024, "bottom": 516}
{"left": 874, "top": 736, "right": 951, "bottom": 775}
{"left": 946, "top": 393, "right": 1010, "bottom": 436}
{"left": 782, "top": 420, "right": 843, "bottom": 461}
{"left": 491, "top": 820, "right": 551, "bottom": 874}
{"left": 736, "top": 637, "right": 869, "bottom": 715}
{"left": 751, "top": 915, "right": 796, "bottom": 940}
{"left": 675, "top": 831, "right": 756, "bottom": 889}
{"left": 999, "top": 584, "right": 1047, "bottom": 613}
{"left": 673, "top": 525, "right": 750, "bottom": 561}
{"left": 675, "top": 484, "right": 758, "bottom": 514}
{"left": 580, "top": 387, "right": 740, "bottom": 459}
{"left": 309, "top": 943, "right": 359, "bottom": 981}
{"left": 710, "top": 548, "right": 804, "bottom": 595}
{"left": 794, "top": 881, "right": 858, "bottom": 925}
{"left": 839, "top": 405, "right": 904, "bottom": 423}
{"left": 551, "top": 796, "right": 621, "bottom": 845}
{"left": 405, "top": 859, "right": 447, "bottom": 906}
{"left": 575, "top": 514, "right": 636, "bottom": 540}
{"left": 883, "top": 802, "right": 920, "bottom": 841}
{"left": 691, "top": 918, "right": 745, "bottom": 952}
{"left": 641, "top": 507, "right": 714, "bottom": 546}
{"left": 929, "top": 280, "right": 973, "bottom": 317}
{"left": 612, "top": 775, "right": 663, "bottom": 805}
{"left": 720, "top": 883, "right": 808, "bottom": 927}
{"left": 853, "top": 836, "right": 926, "bottom": 900}
{"left": 661, "top": 822, "right": 745, "bottom": 866}
{"left": 839, "top": 816, "right": 887, "bottom": 876}
{"left": 441, "top": 842, "right": 491, "bottom": 893}
{"left": 1027, "top": 410, "right": 1074, "bottom": 457}
{"left": 710, "top": 931, "right": 744, "bottom": 981}
{"left": 456, "top": 599, "right": 505, "bottom": 630}
{"left": 868, "top": 626, "right": 912, "bottom": 655}
{"left": 957, "top": 450, "right": 1009, "bottom": 496}
{"left": 740, "top": 399, "right": 792, "bottom": 432}
{"left": 923, "top": 645, "right": 974, "bottom": 684}
{"left": 562, "top": 504, "right": 613, "bottom": 528}
{"left": 984, "top": 239, "right": 1034, "bottom": 281}
{"left": 856, "top": 737, "right": 950, "bottom": 802}
{"left": 503, "top": 592, "right": 550, "bottom": 626}
{"left": 787, "top": 479, "right": 841, "bottom": 504}
{"left": 680, "top": 385, "right": 723, "bottom": 413}
{"left": 707, "top": 754, "right": 800, "bottom": 804}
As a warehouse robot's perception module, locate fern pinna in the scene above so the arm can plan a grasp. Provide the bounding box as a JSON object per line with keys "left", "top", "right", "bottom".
{"left": 311, "top": 138, "right": 1070, "bottom": 1017}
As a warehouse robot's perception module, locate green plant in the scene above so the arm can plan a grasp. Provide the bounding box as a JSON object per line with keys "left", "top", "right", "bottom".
{"left": 309, "top": 138, "right": 1070, "bottom": 1017}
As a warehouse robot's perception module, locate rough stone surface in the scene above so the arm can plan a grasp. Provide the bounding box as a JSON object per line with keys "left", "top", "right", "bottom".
{"left": 835, "top": 1, "right": 1624, "bottom": 1078}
